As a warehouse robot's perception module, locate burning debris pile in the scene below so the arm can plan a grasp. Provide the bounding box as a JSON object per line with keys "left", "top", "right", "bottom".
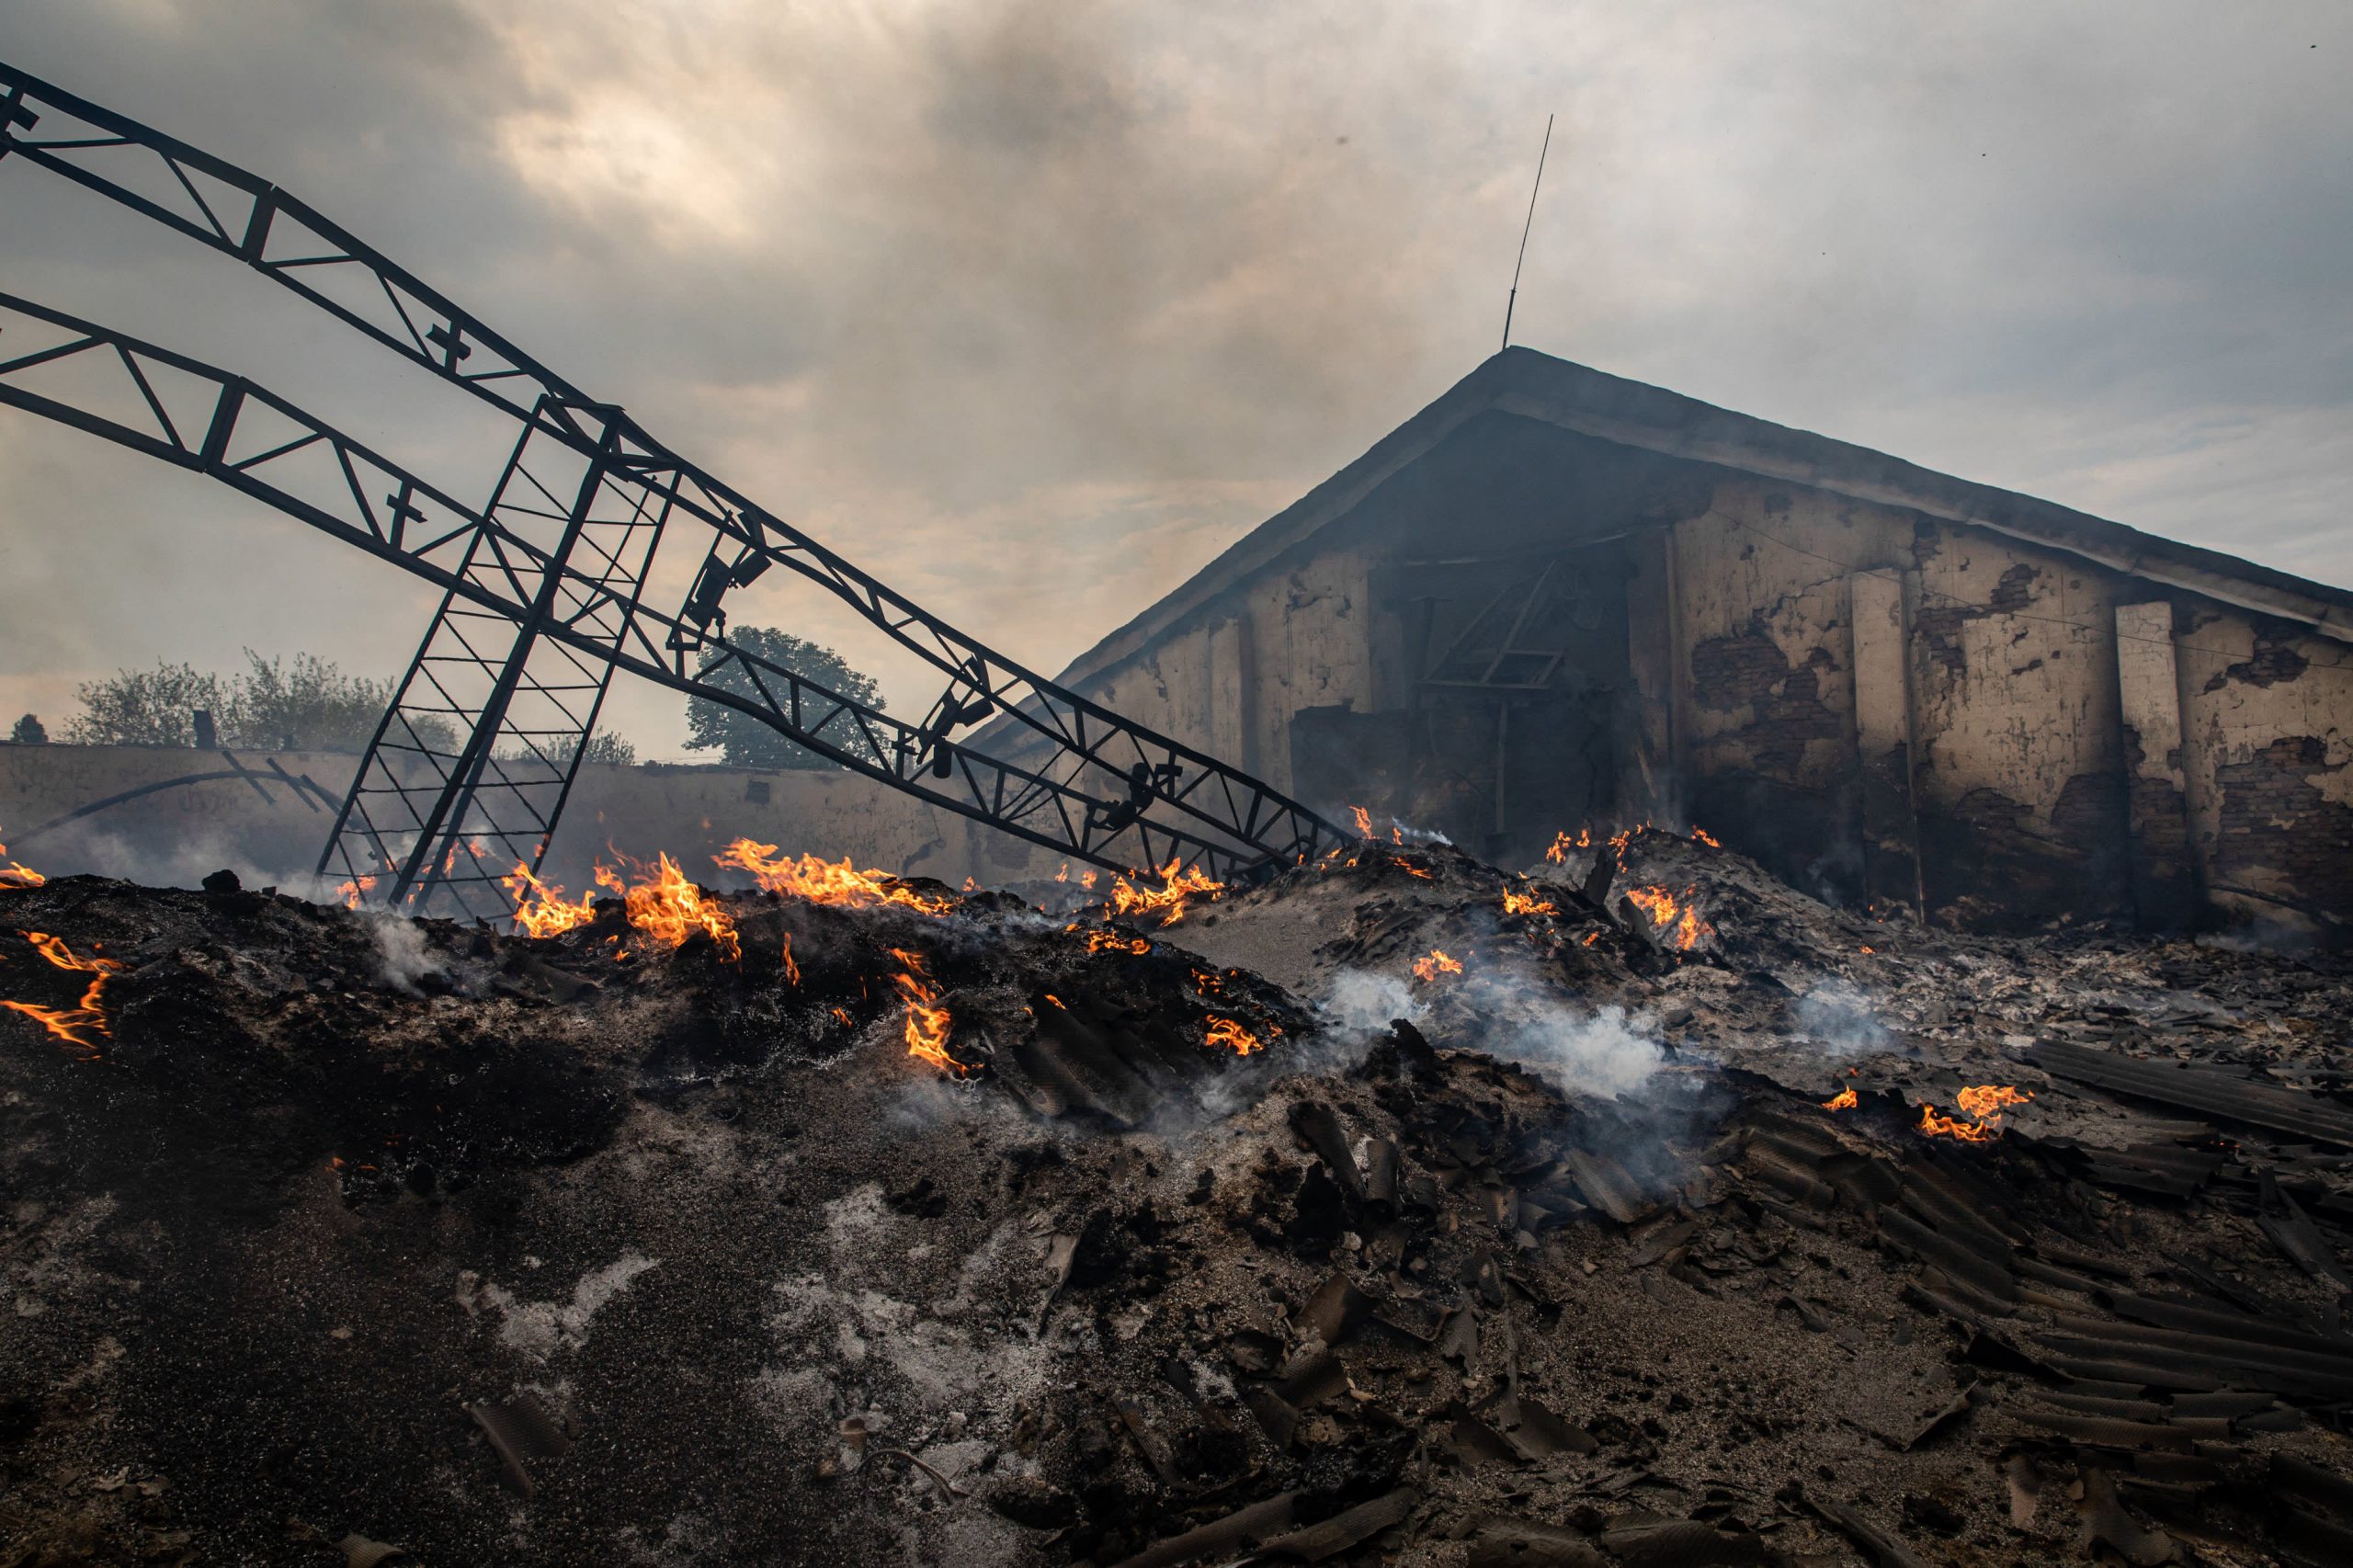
{"left": 4, "top": 826, "right": 2353, "bottom": 1565}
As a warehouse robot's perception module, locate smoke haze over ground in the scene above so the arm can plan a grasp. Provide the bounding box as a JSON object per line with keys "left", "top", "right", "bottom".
{"left": 1, "top": 3, "right": 2347, "bottom": 758}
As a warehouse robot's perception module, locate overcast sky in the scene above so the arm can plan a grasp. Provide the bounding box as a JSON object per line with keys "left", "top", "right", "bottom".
{"left": 1, "top": 1, "right": 2347, "bottom": 760}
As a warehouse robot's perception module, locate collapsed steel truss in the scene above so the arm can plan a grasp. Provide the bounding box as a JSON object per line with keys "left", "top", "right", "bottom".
{"left": 0, "top": 61, "right": 1342, "bottom": 916}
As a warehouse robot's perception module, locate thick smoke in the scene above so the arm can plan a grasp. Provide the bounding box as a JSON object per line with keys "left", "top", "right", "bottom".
{"left": 1793, "top": 979, "right": 1890, "bottom": 1056}
{"left": 363, "top": 909, "right": 447, "bottom": 996}
{"left": 1488, "top": 1001, "right": 1665, "bottom": 1101}
{"left": 1321, "top": 967, "right": 1422, "bottom": 1035}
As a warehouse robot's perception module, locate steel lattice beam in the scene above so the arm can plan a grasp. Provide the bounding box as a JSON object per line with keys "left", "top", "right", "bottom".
{"left": 0, "top": 292, "right": 1323, "bottom": 891}
{"left": 0, "top": 61, "right": 1347, "bottom": 911}
{"left": 0, "top": 61, "right": 1346, "bottom": 918}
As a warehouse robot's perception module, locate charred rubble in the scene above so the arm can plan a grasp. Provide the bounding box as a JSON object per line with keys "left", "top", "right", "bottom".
{"left": 3, "top": 833, "right": 2353, "bottom": 1565}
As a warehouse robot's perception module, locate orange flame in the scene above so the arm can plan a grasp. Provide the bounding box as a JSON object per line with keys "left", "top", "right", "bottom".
{"left": 595, "top": 852, "right": 741, "bottom": 961}
{"left": 1349, "top": 804, "right": 1374, "bottom": 839}
{"left": 1957, "top": 1083, "right": 2033, "bottom": 1122}
{"left": 713, "top": 838, "right": 955, "bottom": 915}
{"left": 829, "top": 1005, "right": 853, "bottom": 1028}
{"left": 1108, "top": 858, "right": 1224, "bottom": 925}
{"left": 1086, "top": 929, "right": 1152, "bottom": 955}
{"left": 890, "top": 947, "right": 967, "bottom": 1074}
{"left": 1543, "top": 828, "right": 1592, "bottom": 865}
{"left": 1205, "top": 1015, "right": 1262, "bottom": 1055}
{"left": 780, "top": 932, "right": 801, "bottom": 986}
{"left": 1411, "top": 948, "right": 1464, "bottom": 983}
{"left": 2, "top": 931, "right": 123, "bottom": 1053}
{"left": 1080, "top": 869, "right": 1098, "bottom": 891}
{"left": 1823, "top": 1086, "right": 1859, "bottom": 1111}
{"left": 336, "top": 874, "right": 378, "bottom": 911}
{"left": 1053, "top": 863, "right": 1070, "bottom": 883}
{"left": 1581, "top": 930, "right": 1601, "bottom": 947}
{"left": 1502, "top": 889, "right": 1557, "bottom": 917}
{"left": 1691, "top": 826, "right": 1722, "bottom": 848}
{"left": 503, "top": 861, "right": 600, "bottom": 938}
{"left": 0, "top": 829, "right": 45, "bottom": 890}
{"left": 1624, "top": 885, "right": 1713, "bottom": 950}
{"left": 1917, "top": 1084, "right": 2033, "bottom": 1142}
{"left": 1391, "top": 857, "right": 1433, "bottom": 880}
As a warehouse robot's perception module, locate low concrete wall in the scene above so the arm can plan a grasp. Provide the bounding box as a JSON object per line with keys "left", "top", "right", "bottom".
{"left": 0, "top": 744, "right": 1035, "bottom": 898}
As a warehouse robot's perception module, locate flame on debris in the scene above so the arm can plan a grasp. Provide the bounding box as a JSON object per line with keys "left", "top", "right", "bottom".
{"left": 1204, "top": 1015, "right": 1262, "bottom": 1055}
{"left": 780, "top": 932, "right": 801, "bottom": 986}
{"left": 1, "top": 829, "right": 47, "bottom": 890}
{"left": 713, "top": 838, "right": 956, "bottom": 915}
{"left": 1391, "top": 857, "right": 1433, "bottom": 880}
{"left": 1624, "top": 885, "right": 1713, "bottom": 950}
{"left": 1350, "top": 804, "right": 1375, "bottom": 839}
{"left": 1823, "top": 1086, "right": 1859, "bottom": 1111}
{"left": 1917, "top": 1084, "right": 2034, "bottom": 1142}
{"left": 503, "top": 861, "right": 600, "bottom": 938}
{"left": 1502, "top": 889, "right": 1557, "bottom": 917}
{"left": 336, "top": 874, "right": 377, "bottom": 910}
{"left": 1053, "top": 863, "right": 1070, "bottom": 883}
{"left": 1109, "top": 858, "right": 1224, "bottom": 925}
{"left": 1692, "top": 827, "right": 1722, "bottom": 848}
{"left": 1, "top": 931, "right": 123, "bottom": 1054}
{"left": 890, "top": 947, "right": 966, "bottom": 1074}
{"left": 1544, "top": 827, "right": 1592, "bottom": 865}
{"left": 1086, "top": 929, "right": 1152, "bottom": 956}
{"left": 596, "top": 852, "right": 741, "bottom": 962}
{"left": 1411, "top": 948, "right": 1464, "bottom": 983}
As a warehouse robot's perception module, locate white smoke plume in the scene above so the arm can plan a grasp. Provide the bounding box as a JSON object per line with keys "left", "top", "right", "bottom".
{"left": 362, "top": 909, "right": 446, "bottom": 995}
{"left": 1320, "top": 967, "right": 1421, "bottom": 1035}
{"left": 1793, "top": 980, "right": 1889, "bottom": 1056}
{"left": 1489, "top": 1001, "right": 1665, "bottom": 1101}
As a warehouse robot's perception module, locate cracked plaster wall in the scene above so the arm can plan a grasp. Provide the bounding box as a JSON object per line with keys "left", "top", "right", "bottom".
{"left": 1085, "top": 551, "right": 1372, "bottom": 801}
{"left": 1904, "top": 520, "right": 2131, "bottom": 926}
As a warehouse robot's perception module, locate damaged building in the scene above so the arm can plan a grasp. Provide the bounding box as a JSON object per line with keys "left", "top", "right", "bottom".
{"left": 1006, "top": 347, "right": 2353, "bottom": 940}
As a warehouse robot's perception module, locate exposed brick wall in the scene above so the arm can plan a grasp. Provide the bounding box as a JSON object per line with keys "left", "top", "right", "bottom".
{"left": 2212, "top": 735, "right": 2353, "bottom": 926}
{"left": 1688, "top": 628, "right": 1844, "bottom": 777}
{"left": 1918, "top": 771, "right": 2131, "bottom": 930}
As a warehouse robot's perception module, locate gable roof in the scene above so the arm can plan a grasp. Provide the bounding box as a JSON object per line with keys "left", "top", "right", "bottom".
{"left": 1046, "top": 346, "right": 2353, "bottom": 699}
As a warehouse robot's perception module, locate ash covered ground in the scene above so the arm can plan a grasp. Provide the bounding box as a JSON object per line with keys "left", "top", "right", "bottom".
{"left": 5, "top": 832, "right": 2353, "bottom": 1565}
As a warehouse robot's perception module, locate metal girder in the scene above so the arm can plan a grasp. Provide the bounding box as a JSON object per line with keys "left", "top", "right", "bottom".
{"left": 0, "top": 292, "right": 1326, "bottom": 890}
{"left": 0, "top": 60, "right": 1346, "bottom": 910}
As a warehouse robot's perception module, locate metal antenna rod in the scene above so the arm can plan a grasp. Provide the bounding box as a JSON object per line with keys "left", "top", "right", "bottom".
{"left": 1500, "top": 113, "right": 1554, "bottom": 352}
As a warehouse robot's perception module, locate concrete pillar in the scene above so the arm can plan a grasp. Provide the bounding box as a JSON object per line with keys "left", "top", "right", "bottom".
{"left": 1850, "top": 570, "right": 1924, "bottom": 913}
{"left": 1208, "top": 616, "right": 1247, "bottom": 768}
{"left": 1620, "top": 529, "right": 1677, "bottom": 820}
{"left": 2114, "top": 601, "right": 2198, "bottom": 930}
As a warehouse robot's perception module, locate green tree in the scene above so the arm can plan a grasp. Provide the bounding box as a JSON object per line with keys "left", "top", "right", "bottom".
{"left": 225, "top": 651, "right": 396, "bottom": 752}
{"left": 685, "top": 626, "right": 885, "bottom": 770}
{"left": 64, "top": 661, "right": 230, "bottom": 746}
{"left": 494, "top": 731, "right": 637, "bottom": 767}
{"left": 8, "top": 714, "right": 46, "bottom": 744}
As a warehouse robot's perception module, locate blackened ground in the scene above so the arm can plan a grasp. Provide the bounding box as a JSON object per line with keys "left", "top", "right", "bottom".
{"left": 1, "top": 836, "right": 2351, "bottom": 1566}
